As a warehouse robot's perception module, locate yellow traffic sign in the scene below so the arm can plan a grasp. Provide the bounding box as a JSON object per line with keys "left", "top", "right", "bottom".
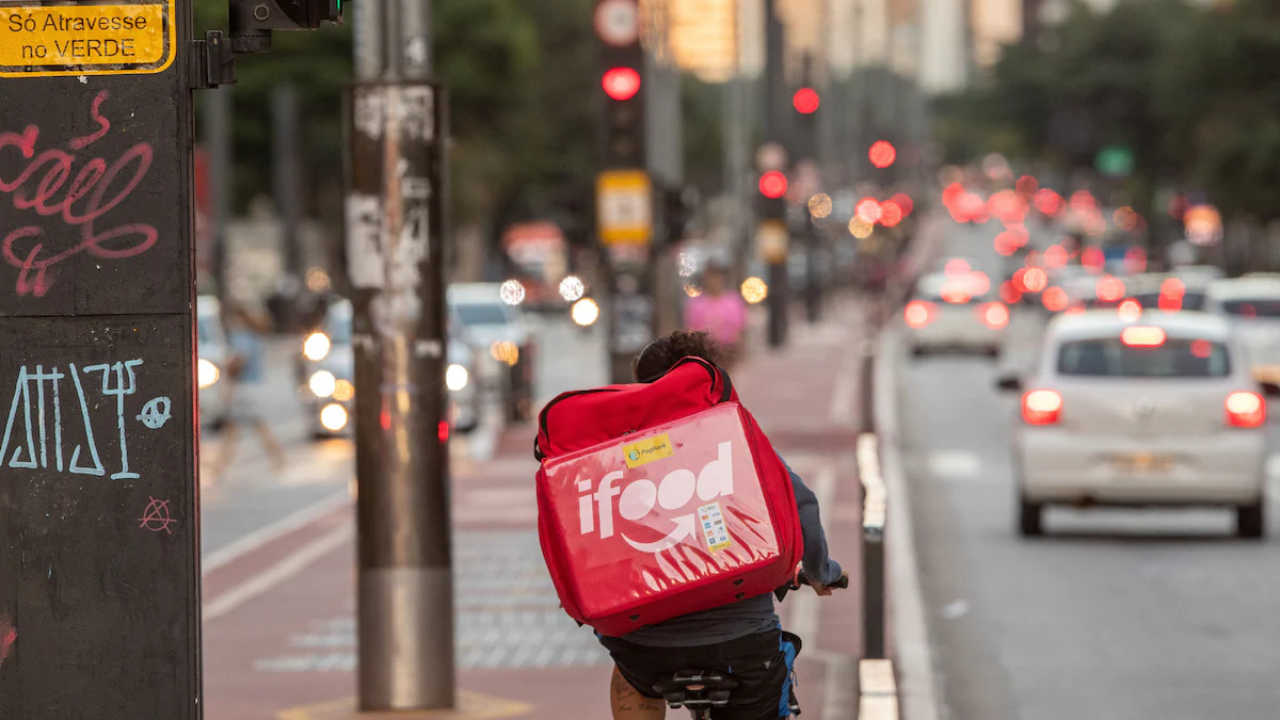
{"left": 597, "top": 169, "right": 652, "bottom": 245}
{"left": 0, "top": 0, "right": 176, "bottom": 78}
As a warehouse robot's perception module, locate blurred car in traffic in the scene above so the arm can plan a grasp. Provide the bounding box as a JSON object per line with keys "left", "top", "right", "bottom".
{"left": 300, "top": 299, "right": 483, "bottom": 438}
{"left": 904, "top": 270, "right": 1007, "bottom": 357}
{"left": 999, "top": 310, "right": 1275, "bottom": 538}
{"left": 448, "top": 283, "right": 534, "bottom": 421}
{"left": 1205, "top": 276, "right": 1280, "bottom": 384}
{"left": 1123, "top": 273, "right": 1208, "bottom": 312}
{"left": 197, "top": 295, "right": 228, "bottom": 428}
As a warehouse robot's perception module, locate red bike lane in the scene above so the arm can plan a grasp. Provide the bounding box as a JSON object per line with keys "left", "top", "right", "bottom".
{"left": 202, "top": 299, "right": 870, "bottom": 720}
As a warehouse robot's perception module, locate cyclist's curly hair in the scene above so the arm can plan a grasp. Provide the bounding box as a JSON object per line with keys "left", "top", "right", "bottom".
{"left": 633, "top": 330, "right": 726, "bottom": 383}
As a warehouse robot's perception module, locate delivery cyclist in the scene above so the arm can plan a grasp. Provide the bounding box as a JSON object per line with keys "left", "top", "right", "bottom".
{"left": 597, "top": 330, "right": 847, "bottom": 720}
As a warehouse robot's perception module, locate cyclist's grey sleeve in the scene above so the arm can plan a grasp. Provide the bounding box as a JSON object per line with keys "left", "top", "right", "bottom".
{"left": 780, "top": 454, "right": 844, "bottom": 586}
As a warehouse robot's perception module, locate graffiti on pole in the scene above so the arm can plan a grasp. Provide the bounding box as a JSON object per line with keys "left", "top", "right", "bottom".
{"left": 0, "top": 90, "right": 159, "bottom": 298}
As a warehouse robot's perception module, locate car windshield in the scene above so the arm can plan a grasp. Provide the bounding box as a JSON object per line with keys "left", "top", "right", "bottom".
{"left": 1219, "top": 299, "right": 1280, "bottom": 318}
{"left": 1128, "top": 292, "right": 1206, "bottom": 311}
{"left": 456, "top": 303, "right": 511, "bottom": 326}
{"left": 325, "top": 308, "right": 353, "bottom": 345}
{"left": 1057, "top": 337, "right": 1230, "bottom": 378}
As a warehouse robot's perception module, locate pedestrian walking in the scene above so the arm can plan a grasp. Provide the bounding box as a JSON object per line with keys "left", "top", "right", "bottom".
{"left": 684, "top": 261, "right": 750, "bottom": 369}
{"left": 211, "top": 303, "right": 285, "bottom": 481}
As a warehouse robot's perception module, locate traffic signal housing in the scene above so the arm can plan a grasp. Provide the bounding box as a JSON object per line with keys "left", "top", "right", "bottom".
{"left": 230, "top": 0, "right": 343, "bottom": 52}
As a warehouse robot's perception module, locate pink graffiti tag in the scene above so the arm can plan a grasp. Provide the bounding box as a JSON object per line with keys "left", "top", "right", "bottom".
{"left": 139, "top": 497, "right": 175, "bottom": 534}
{"left": 0, "top": 626, "right": 14, "bottom": 668}
{"left": 0, "top": 90, "right": 158, "bottom": 297}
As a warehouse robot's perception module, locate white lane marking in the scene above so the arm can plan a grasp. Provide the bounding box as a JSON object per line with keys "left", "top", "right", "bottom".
{"left": 928, "top": 450, "right": 982, "bottom": 479}
{"left": 204, "top": 522, "right": 353, "bottom": 622}
{"left": 788, "top": 462, "right": 836, "bottom": 646}
{"left": 202, "top": 490, "right": 352, "bottom": 574}
{"left": 876, "top": 326, "right": 942, "bottom": 720}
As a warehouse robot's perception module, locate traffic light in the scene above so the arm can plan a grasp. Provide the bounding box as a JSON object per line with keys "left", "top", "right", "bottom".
{"left": 792, "top": 88, "right": 819, "bottom": 115}
{"left": 757, "top": 170, "right": 787, "bottom": 222}
{"left": 596, "top": 0, "right": 645, "bottom": 169}
{"left": 229, "top": 0, "right": 343, "bottom": 52}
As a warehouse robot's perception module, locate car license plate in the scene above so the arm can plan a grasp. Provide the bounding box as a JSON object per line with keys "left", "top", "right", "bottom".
{"left": 1112, "top": 452, "right": 1173, "bottom": 474}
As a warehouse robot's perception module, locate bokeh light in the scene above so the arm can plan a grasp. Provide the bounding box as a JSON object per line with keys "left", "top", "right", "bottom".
{"left": 808, "top": 193, "right": 833, "bottom": 218}
{"left": 759, "top": 171, "right": 788, "bottom": 199}
{"left": 880, "top": 201, "right": 904, "bottom": 227}
{"left": 869, "top": 141, "right": 897, "bottom": 169}
{"left": 1022, "top": 268, "right": 1048, "bottom": 293}
{"left": 1044, "top": 244, "right": 1068, "bottom": 269}
{"left": 490, "top": 341, "right": 520, "bottom": 366}
{"left": 1042, "top": 286, "right": 1068, "bottom": 312}
{"left": 306, "top": 267, "right": 331, "bottom": 292}
{"left": 1096, "top": 275, "right": 1126, "bottom": 303}
{"left": 793, "top": 88, "right": 820, "bottom": 114}
{"left": 856, "top": 198, "right": 883, "bottom": 224}
{"left": 571, "top": 298, "right": 600, "bottom": 326}
{"left": 741, "top": 277, "right": 769, "bottom": 304}
{"left": 1117, "top": 298, "right": 1143, "bottom": 321}
{"left": 559, "top": 275, "right": 586, "bottom": 302}
{"left": 849, "top": 218, "right": 874, "bottom": 238}
{"left": 500, "top": 279, "right": 526, "bottom": 305}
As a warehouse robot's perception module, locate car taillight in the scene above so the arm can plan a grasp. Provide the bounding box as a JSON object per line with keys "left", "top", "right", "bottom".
{"left": 1225, "top": 391, "right": 1265, "bottom": 428}
{"left": 981, "top": 302, "right": 1010, "bottom": 329}
{"left": 1022, "top": 389, "right": 1063, "bottom": 425}
{"left": 905, "top": 300, "right": 934, "bottom": 328}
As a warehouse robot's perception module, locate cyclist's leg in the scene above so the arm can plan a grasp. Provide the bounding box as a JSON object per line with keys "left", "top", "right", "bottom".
{"left": 610, "top": 665, "right": 666, "bottom": 720}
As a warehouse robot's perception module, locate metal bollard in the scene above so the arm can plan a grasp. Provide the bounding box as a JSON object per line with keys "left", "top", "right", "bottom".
{"left": 858, "top": 433, "right": 887, "bottom": 659}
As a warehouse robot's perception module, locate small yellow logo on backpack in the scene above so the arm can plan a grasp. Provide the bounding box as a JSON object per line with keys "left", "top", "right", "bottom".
{"left": 623, "top": 434, "right": 674, "bottom": 468}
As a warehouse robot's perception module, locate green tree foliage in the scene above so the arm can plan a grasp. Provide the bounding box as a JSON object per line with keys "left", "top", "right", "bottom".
{"left": 934, "top": 0, "right": 1280, "bottom": 221}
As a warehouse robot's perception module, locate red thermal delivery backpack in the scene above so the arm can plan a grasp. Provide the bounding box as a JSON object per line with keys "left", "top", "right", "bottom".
{"left": 534, "top": 357, "right": 804, "bottom": 637}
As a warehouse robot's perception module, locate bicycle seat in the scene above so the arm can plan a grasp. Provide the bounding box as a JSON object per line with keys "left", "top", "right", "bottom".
{"left": 653, "top": 670, "right": 739, "bottom": 712}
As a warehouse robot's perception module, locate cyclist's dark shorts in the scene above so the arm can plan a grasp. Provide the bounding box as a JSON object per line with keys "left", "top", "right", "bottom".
{"left": 599, "top": 629, "right": 800, "bottom": 720}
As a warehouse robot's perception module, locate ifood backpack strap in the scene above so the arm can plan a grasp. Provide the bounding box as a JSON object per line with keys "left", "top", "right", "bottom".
{"left": 668, "top": 356, "right": 734, "bottom": 404}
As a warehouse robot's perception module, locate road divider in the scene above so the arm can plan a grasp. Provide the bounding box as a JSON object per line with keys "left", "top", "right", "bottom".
{"left": 874, "top": 325, "right": 942, "bottom": 720}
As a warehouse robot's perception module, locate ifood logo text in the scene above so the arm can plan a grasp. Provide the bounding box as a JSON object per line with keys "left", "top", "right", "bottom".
{"left": 577, "top": 441, "right": 734, "bottom": 553}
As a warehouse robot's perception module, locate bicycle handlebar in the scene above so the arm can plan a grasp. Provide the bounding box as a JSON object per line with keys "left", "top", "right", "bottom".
{"left": 774, "top": 569, "right": 849, "bottom": 601}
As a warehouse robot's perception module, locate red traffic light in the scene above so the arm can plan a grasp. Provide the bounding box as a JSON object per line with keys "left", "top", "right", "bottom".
{"left": 602, "top": 67, "right": 642, "bottom": 101}
{"left": 793, "top": 88, "right": 820, "bottom": 114}
{"left": 759, "top": 171, "right": 787, "bottom": 199}
{"left": 869, "top": 140, "right": 896, "bottom": 169}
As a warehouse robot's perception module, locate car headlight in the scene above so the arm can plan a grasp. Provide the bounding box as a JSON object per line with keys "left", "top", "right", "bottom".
{"left": 309, "top": 370, "right": 337, "bottom": 398}
{"left": 446, "top": 363, "right": 469, "bottom": 392}
{"left": 333, "top": 378, "right": 355, "bottom": 402}
{"left": 303, "top": 332, "right": 331, "bottom": 361}
{"left": 319, "top": 403, "right": 349, "bottom": 432}
{"left": 197, "top": 358, "right": 220, "bottom": 389}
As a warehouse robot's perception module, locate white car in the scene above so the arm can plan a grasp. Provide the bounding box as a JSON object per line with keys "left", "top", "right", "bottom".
{"left": 1204, "top": 276, "right": 1280, "bottom": 384}
{"left": 1000, "top": 311, "right": 1274, "bottom": 538}
{"left": 196, "top": 296, "right": 229, "bottom": 427}
{"left": 448, "top": 283, "right": 535, "bottom": 421}
{"left": 300, "top": 299, "right": 483, "bottom": 438}
{"left": 904, "top": 271, "right": 1008, "bottom": 356}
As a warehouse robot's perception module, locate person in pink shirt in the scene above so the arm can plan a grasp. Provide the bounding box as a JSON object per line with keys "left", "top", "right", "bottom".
{"left": 684, "top": 262, "right": 749, "bottom": 368}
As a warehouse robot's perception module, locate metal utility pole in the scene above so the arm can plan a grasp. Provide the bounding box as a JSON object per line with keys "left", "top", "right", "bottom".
{"left": 272, "top": 84, "right": 303, "bottom": 329}
{"left": 205, "top": 87, "right": 233, "bottom": 309}
{"left": 347, "top": 0, "right": 454, "bottom": 711}
{"left": 0, "top": 0, "right": 201, "bottom": 715}
{"left": 762, "top": 0, "right": 790, "bottom": 347}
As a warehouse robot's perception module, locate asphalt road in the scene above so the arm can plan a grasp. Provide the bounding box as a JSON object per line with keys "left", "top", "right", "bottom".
{"left": 897, "top": 221, "right": 1280, "bottom": 719}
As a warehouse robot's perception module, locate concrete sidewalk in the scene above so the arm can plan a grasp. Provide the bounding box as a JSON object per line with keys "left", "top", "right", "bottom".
{"left": 201, "top": 295, "right": 871, "bottom": 720}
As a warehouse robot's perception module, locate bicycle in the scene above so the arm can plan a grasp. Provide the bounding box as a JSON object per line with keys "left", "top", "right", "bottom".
{"left": 652, "top": 571, "right": 850, "bottom": 719}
